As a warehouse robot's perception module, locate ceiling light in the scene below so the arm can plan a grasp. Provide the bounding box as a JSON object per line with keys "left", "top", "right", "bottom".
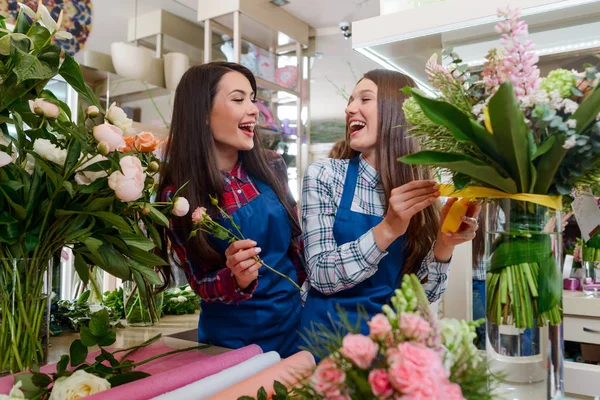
{"left": 270, "top": 0, "right": 290, "bottom": 6}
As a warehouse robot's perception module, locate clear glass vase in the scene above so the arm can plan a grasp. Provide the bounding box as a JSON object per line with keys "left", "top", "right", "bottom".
{"left": 123, "top": 280, "right": 163, "bottom": 327}
{"left": 484, "top": 199, "right": 563, "bottom": 399}
{"left": 0, "top": 258, "right": 52, "bottom": 375}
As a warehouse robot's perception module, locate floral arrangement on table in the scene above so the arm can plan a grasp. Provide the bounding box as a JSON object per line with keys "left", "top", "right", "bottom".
{"left": 1, "top": 309, "right": 207, "bottom": 400}
{"left": 240, "top": 275, "right": 492, "bottom": 400}
{"left": 0, "top": 2, "right": 189, "bottom": 373}
{"left": 162, "top": 285, "right": 201, "bottom": 316}
{"left": 399, "top": 7, "right": 600, "bottom": 330}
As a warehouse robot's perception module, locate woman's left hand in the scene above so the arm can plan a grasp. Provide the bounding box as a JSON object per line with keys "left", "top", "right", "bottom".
{"left": 433, "top": 198, "right": 482, "bottom": 262}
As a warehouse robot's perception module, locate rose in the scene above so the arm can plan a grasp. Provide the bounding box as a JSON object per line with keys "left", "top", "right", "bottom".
{"left": 387, "top": 342, "right": 448, "bottom": 395}
{"left": 105, "top": 102, "right": 133, "bottom": 134}
{"left": 173, "top": 197, "right": 190, "bottom": 217}
{"left": 32, "top": 139, "right": 68, "bottom": 166}
{"left": 0, "top": 381, "right": 25, "bottom": 399}
{"left": 134, "top": 132, "right": 161, "bottom": 152}
{"left": 440, "top": 382, "right": 465, "bottom": 400}
{"left": 153, "top": 139, "right": 167, "bottom": 161}
{"left": 399, "top": 313, "right": 432, "bottom": 342}
{"left": 75, "top": 155, "right": 108, "bottom": 186}
{"left": 49, "top": 370, "right": 111, "bottom": 400}
{"left": 93, "top": 123, "right": 125, "bottom": 152}
{"left": 192, "top": 207, "right": 208, "bottom": 223}
{"left": 368, "top": 369, "right": 393, "bottom": 397}
{"left": 28, "top": 98, "right": 60, "bottom": 119}
{"left": 121, "top": 135, "right": 136, "bottom": 153}
{"left": 311, "top": 358, "right": 345, "bottom": 396}
{"left": 339, "top": 334, "right": 378, "bottom": 369}
{"left": 368, "top": 313, "right": 392, "bottom": 341}
{"left": 108, "top": 156, "right": 145, "bottom": 201}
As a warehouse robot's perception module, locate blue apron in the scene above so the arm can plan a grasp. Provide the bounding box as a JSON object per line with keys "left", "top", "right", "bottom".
{"left": 198, "top": 179, "right": 302, "bottom": 358}
{"left": 300, "top": 157, "right": 407, "bottom": 339}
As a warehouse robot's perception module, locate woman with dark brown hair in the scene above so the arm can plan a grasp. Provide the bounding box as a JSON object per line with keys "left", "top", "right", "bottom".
{"left": 158, "top": 62, "right": 304, "bottom": 357}
{"left": 300, "top": 69, "right": 480, "bottom": 338}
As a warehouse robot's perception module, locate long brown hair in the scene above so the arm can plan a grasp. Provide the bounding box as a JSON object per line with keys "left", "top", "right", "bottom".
{"left": 157, "top": 62, "right": 301, "bottom": 284}
{"left": 340, "top": 70, "right": 440, "bottom": 275}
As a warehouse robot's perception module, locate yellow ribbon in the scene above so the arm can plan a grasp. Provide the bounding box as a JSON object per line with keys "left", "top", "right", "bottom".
{"left": 439, "top": 184, "right": 563, "bottom": 210}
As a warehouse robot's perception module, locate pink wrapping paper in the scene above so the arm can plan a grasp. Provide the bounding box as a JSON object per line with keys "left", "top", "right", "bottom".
{"left": 0, "top": 342, "right": 262, "bottom": 399}
{"left": 206, "top": 351, "right": 316, "bottom": 400}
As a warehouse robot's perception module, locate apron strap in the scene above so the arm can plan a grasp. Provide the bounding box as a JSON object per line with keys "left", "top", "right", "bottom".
{"left": 339, "top": 157, "right": 360, "bottom": 211}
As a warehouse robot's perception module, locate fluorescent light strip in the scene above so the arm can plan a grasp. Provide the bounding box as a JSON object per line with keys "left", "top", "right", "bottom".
{"left": 355, "top": 47, "right": 435, "bottom": 96}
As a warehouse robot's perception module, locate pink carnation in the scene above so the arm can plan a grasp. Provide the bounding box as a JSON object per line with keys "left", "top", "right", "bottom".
{"left": 312, "top": 358, "right": 345, "bottom": 397}
{"left": 368, "top": 314, "right": 392, "bottom": 341}
{"left": 191, "top": 207, "right": 208, "bottom": 224}
{"left": 368, "top": 369, "right": 393, "bottom": 397}
{"left": 340, "top": 334, "right": 379, "bottom": 369}
{"left": 440, "top": 382, "right": 466, "bottom": 400}
{"left": 399, "top": 313, "right": 432, "bottom": 342}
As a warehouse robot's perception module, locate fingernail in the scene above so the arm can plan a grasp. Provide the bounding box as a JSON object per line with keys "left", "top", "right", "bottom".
{"left": 446, "top": 233, "right": 453, "bottom": 237}
{"left": 434, "top": 191, "right": 440, "bottom": 196}
{"left": 251, "top": 241, "right": 257, "bottom": 246}
{"left": 255, "top": 247, "right": 262, "bottom": 254}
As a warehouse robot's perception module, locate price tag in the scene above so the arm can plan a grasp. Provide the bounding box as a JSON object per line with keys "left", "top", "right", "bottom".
{"left": 572, "top": 188, "right": 600, "bottom": 241}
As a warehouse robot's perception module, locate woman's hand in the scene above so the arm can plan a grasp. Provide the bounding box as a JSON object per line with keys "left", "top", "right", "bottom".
{"left": 434, "top": 198, "right": 482, "bottom": 262}
{"left": 225, "top": 239, "right": 262, "bottom": 289}
{"left": 374, "top": 180, "right": 439, "bottom": 251}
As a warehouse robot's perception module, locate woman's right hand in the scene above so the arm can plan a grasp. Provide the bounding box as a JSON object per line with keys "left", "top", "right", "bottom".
{"left": 225, "top": 239, "right": 262, "bottom": 289}
{"left": 374, "top": 180, "right": 439, "bottom": 251}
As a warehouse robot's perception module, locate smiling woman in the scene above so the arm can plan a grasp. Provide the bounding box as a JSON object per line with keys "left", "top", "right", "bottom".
{"left": 157, "top": 62, "right": 306, "bottom": 358}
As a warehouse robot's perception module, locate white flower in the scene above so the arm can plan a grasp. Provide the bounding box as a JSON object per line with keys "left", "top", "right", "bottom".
{"left": 176, "top": 295, "right": 188, "bottom": 303}
{"left": 75, "top": 155, "right": 108, "bottom": 185}
{"left": 33, "top": 139, "right": 67, "bottom": 166}
{"left": 0, "top": 381, "right": 25, "bottom": 399}
{"left": 29, "top": 98, "right": 60, "bottom": 119}
{"left": 172, "top": 288, "right": 182, "bottom": 296}
{"left": 184, "top": 285, "right": 193, "bottom": 292}
{"left": 170, "top": 297, "right": 179, "bottom": 302}
{"left": 105, "top": 102, "right": 133, "bottom": 134}
{"left": 533, "top": 89, "right": 549, "bottom": 106}
{"left": 172, "top": 197, "right": 190, "bottom": 217}
{"left": 563, "top": 135, "right": 577, "bottom": 150}
{"left": 566, "top": 119, "right": 577, "bottom": 129}
{"left": 596, "top": 111, "right": 600, "bottom": 121}
{"left": 49, "top": 370, "right": 110, "bottom": 400}
{"left": 471, "top": 103, "right": 484, "bottom": 116}
{"left": 548, "top": 90, "right": 563, "bottom": 110}
{"left": 562, "top": 99, "right": 579, "bottom": 114}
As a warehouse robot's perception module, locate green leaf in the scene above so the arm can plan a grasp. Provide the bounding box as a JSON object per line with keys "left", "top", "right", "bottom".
{"left": 399, "top": 151, "right": 518, "bottom": 193}
{"left": 99, "top": 348, "right": 119, "bottom": 367}
{"left": 490, "top": 236, "right": 553, "bottom": 270}
{"left": 144, "top": 218, "right": 162, "bottom": 250}
{"left": 147, "top": 205, "right": 169, "bottom": 227}
{"left": 120, "top": 232, "right": 157, "bottom": 251}
{"left": 96, "top": 330, "right": 117, "bottom": 347}
{"left": 572, "top": 85, "right": 600, "bottom": 134}
{"left": 238, "top": 397, "right": 256, "bottom": 400}
{"left": 59, "top": 53, "right": 104, "bottom": 112}
{"left": 532, "top": 135, "right": 556, "bottom": 161}
{"left": 87, "top": 196, "right": 115, "bottom": 212}
{"left": 80, "top": 326, "right": 97, "bottom": 347}
{"left": 0, "top": 212, "right": 21, "bottom": 243}
{"left": 125, "top": 246, "right": 168, "bottom": 266}
{"left": 533, "top": 136, "right": 567, "bottom": 194}
{"left": 62, "top": 181, "right": 75, "bottom": 197}
{"left": 273, "top": 381, "right": 288, "bottom": 397}
{"left": 488, "top": 82, "right": 532, "bottom": 193}
{"left": 31, "top": 372, "right": 52, "bottom": 388}
{"left": 0, "top": 183, "right": 26, "bottom": 220}
{"left": 11, "top": 44, "right": 54, "bottom": 84}
{"left": 87, "top": 241, "right": 132, "bottom": 280}
{"left": 56, "top": 210, "right": 132, "bottom": 232}
{"left": 57, "top": 354, "right": 70, "bottom": 376}
{"left": 69, "top": 339, "right": 88, "bottom": 366}
{"left": 89, "top": 308, "right": 110, "bottom": 337}
{"left": 25, "top": 163, "right": 43, "bottom": 219}
{"left": 14, "top": 373, "right": 41, "bottom": 398}
{"left": 83, "top": 236, "right": 103, "bottom": 255}
{"left": 37, "top": 43, "right": 61, "bottom": 71}
{"left": 538, "top": 254, "right": 562, "bottom": 315}
{"left": 64, "top": 139, "right": 82, "bottom": 173}
{"left": 129, "top": 262, "right": 162, "bottom": 285}
{"left": 79, "top": 176, "right": 108, "bottom": 194}
{"left": 107, "top": 371, "right": 151, "bottom": 388}
{"left": 257, "top": 387, "right": 268, "bottom": 400}
{"left": 28, "top": 25, "right": 51, "bottom": 51}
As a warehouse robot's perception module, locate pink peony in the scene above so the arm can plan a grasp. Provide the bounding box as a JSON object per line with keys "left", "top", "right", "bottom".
{"left": 311, "top": 358, "right": 345, "bottom": 397}
{"left": 28, "top": 98, "right": 60, "bottom": 119}
{"left": 191, "top": 207, "right": 208, "bottom": 223}
{"left": 399, "top": 313, "right": 432, "bottom": 342}
{"left": 93, "top": 123, "right": 125, "bottom": 152}
{"left": 340, "top": 334, "right": 379, "bottom": 369}
{"left": 368, "top": 369, "right": 393, "bottom": 397}
{"left": 368, "top": 313, "right": 392, "bottom": 341}
{"left": 172, "top": 197, "right": 190, "bottom": 217}
{"left": 108, "top": 156, "right": 145, "bottom": 201}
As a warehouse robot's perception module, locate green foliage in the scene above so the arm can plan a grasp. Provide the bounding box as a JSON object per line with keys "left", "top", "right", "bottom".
{"left": 162, "top": 285, "right": 201, "bottom": 315}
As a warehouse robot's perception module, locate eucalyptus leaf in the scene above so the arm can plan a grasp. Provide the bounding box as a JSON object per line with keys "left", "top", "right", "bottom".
{"left": 96, "top": 330, "right": 117, "bottom": 347}
{"left": 89, "top": 308, "right": 110, "bottom": 337}
{"left": 69, "top": 339, "right": 88, "bottom": 367}
{"left": 79, "top": 326, "right": 97, "bottom": 347}
{"left": 31, "top": 372, "right": 52, "bottom": 388}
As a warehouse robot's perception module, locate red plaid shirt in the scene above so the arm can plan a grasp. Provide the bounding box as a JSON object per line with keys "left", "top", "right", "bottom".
{"left": 162, "top": 153, "right": 305, "bottom": 304}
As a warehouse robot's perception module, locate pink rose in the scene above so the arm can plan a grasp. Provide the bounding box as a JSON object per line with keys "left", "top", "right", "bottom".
{"left": 324, "top": 395, "right": 351, "bottom": 400}
{"left": 172, "top": 197, "right": 189, "bottom": 217}
{"left": 191, "top": 207, "right": 208, "bottom": 223}
{"left": 311, "top": 358, "right": 345, "bottom": 397}
{"left": 29, "top": 98, "right": 60, "bottom": 119}
{"left": 340, "top": 334, "right": 378, "bottom": 369}
{"left": 400, "top": 313, "right": 432, "bottom": 342}
{"left": 93, "top": 123, "right": 125, "bottom": 152}
{"left": 0, "top": 151, "right": 12, "bottom": 167}
{"left": 387, "top": 342, "right": 448, "bottom": 396}
{"left": 368, "top": 369, "right": 393, "bottom": 397}
{"left": 368, "top": 313, "right": 392, "bottom": 341}
{"left": 108, "top": 156, "right": 145, "bottom": 201}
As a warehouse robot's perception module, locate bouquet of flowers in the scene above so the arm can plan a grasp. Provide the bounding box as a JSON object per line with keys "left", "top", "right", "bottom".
{"left": 241, "top": 275, "right": 492, "bottom": 400}
{"left": 0, "top": 2, "right": 188, "bottom": 373}
{"left": 398, "top": 7, "right": 600, "bottom": 330}
{"left": 162, "top": 285, "right": 201, "bottom": 316}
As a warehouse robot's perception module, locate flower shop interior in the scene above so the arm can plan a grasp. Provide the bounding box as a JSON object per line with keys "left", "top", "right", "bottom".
{"left": 2, "top": 0, "right": 600, "bottom": 399}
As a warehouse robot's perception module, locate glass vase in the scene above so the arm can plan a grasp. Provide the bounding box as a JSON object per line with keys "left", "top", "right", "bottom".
{"left": 0, "top": 258, "right": 52, "bottom": 375}
{"left": 484, "top": 199, "right": 563, "bottom": 399}
{"left": 123, "top": 280, "right": 162, "bottom": 327}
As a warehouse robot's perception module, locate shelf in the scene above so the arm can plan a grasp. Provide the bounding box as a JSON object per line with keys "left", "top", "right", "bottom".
{"left": 256, "top": 77, "right": 299, "bottom": 97}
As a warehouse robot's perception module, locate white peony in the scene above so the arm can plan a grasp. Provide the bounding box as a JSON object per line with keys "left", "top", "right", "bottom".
{"left": 75, "top": 155, "right": 108, "bottom": 185}
{"left": 172, "top": 197, "right": 190, "bottom": 217}
{"left": 184, "top": 285, "right": 193, "bottom": 292}
{"left": 172, "top": 288, "right": 182, "bottom": 295}
{"left": 32, "top": 139, "right": 67, "bottom": 166}
{"left": 563, "top": 135, "right": 577, "bottom": 150}
{"left": 0, "top": 381, "right": 25, "bottom": 399}
{"left": 0, "top": 152, "right": 12, "bottom": 168}
{"left": 105, "top": 102, "right": 133, "bottom": 134}
{"left": 176, "top": 295, "right": 188, "bottom": 303}
{"left": 49, "top": 370, "right": 110, "bottom": 400}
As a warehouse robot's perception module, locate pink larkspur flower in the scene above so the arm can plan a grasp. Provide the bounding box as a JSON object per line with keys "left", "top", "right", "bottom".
{"left": 340, "top": 334, "right": 379, "bottom": 369}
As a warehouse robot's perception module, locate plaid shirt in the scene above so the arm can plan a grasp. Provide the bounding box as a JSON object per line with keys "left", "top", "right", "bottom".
{"left": 302, "top": 155, "right": 450, "bottom": 303}
{"left": 163, "top": 152, "right": 305, "bottom": 304}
